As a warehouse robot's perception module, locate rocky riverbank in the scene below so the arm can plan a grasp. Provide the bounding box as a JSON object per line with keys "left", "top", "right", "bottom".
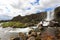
{"left": 0, "top": 26, "right": 60, "bottom": 40}
{"left": 10, "top": 27, "right": 60, "bottom": 40}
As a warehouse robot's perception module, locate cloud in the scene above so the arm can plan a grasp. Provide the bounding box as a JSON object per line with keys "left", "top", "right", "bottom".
{"left": 0, "top": 0, "right": 60, "bottom": 18}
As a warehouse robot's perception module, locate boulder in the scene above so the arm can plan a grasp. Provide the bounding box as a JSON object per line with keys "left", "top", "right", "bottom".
{"left": 27, "top": 36, "right": 36, "bottom": 40}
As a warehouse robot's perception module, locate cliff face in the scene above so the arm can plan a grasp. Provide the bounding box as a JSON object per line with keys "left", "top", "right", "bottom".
{"left": 12, "top": 12, "right": 47, "bottom": 24}
{"left": 54, "top": 6, "right": 60, "bottom": 23}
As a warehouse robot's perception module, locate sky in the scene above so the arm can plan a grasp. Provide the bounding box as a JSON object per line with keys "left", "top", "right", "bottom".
{"left": 0, "top": 0, "right": 60, "bottom": 20}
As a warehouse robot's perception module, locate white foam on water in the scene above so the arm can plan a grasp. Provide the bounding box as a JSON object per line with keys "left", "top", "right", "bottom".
{"left": 9, "top": 27, "right": 33, "bottom": 33}
{"left": 0, "top": 26, "right": 37, "bottom": 40}
{"left": 37, "top": 9, "right": 54, "bottom": 27}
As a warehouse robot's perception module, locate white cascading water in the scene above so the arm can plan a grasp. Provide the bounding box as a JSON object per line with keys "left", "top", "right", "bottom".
{"left": 0, "top": 26, "right": 37, "bottom": 40}
{"left": 51, "top": 9, "right": 54, "bottom": 20}
{"left": 46, "top": 11, "right": 51, "bottom": 21}
{"left": 46, "top": 9, "right": 54, "bottom": 21}
{"left": 37, "top": 9, "right": 54, "bottom": 27}
{"left": 43, "top": 9, "right": 54, "bottom": 26}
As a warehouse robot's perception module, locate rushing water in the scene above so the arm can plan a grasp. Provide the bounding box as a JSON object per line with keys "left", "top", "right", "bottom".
{"left": 46, "top": 10, "right": 54, "bottom": 21}
{"left": 37, "top": 9, "right": 54, "bottom": 27}
{"left": 0, "top": 26, "right": 37, "bottom": 40}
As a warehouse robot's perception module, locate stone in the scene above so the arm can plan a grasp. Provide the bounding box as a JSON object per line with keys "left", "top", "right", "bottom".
{"left": 27, "top": 36, "right": 36, "bottom": 40}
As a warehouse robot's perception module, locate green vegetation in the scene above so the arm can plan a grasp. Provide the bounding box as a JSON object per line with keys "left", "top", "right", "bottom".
{"left": 1, "top": 21, "right": 36, "bottom": 28}
{"left": 0, "top": 12, "right": 47, "bottom": 28}
{"left": 11, "top": 12, "right": 47, "bottom": 23}
{"left": 1, "top": 22, "right": 27, "bottom": 28}
{"left": 10, "top": 12, "right": 47, "bottom": 27}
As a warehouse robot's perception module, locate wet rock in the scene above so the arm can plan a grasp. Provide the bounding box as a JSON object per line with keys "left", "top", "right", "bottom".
{"left": 56, "top": 27, "right": 60, "bottom": 40}
{"left": 49, "top": 21, "right": 60, "bottom": 27}
{"left": 12, "top": 32, "right": 27, "bottom": 40}
{"left": 27, "top": 36, "right": 36, "bottom": 40}
{"left": 36, "top": 32, "right": 41, "bottom": 40}
{"left": 28, "top": 30, "right": 37, "bottom": 37}
{"left": 27, "top": 30, "right": 37, "bottom": 40}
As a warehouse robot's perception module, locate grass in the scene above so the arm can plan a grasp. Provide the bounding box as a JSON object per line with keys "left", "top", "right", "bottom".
{"left": 1, "top": 22, "right": 27, "bottom": 28}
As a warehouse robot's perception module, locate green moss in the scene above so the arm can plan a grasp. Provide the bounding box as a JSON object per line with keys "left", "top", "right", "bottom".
{"left": 1, "top": 22, "right": 27, "bottom": 28}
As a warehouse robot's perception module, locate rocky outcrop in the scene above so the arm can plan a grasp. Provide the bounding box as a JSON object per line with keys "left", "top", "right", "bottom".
{"left": 12, "top": 32, "right": 27, "bottom": 40}
{"left": 54, "top": 6, "right": 60, "bottom": 23}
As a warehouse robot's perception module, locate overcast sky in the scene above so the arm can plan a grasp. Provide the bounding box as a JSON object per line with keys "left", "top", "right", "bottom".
{"left": 0, "top": 0, "right": 60, "bottom": 17}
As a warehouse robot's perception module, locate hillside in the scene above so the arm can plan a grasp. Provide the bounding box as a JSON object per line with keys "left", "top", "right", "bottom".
{"left": 12, "top": 12, "right": 47, "bottom": 24}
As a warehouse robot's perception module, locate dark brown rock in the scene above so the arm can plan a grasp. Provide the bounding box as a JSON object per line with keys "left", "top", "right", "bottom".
{"left": 41, "top": 27, "right": 57, "bottom": 40}
{"left": 27, "top": 36, "right": 36, "bottom": 40}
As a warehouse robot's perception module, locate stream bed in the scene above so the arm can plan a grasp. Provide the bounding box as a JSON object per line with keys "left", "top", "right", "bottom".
{"left": 0, "top": 26, "right": 37, "bottom": 40}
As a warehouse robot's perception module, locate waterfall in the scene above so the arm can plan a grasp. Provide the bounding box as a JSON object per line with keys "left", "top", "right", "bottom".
{"left": 46, "top": 11, "right": 51, "bottom": 21}
{"left": 46, "top": 9, "right": 54, "bottom": 21}
{"left": 37, "top": 9, "right": 54, "bottom": 27}
{"left": 43, "top": 9, "right": 54, "bottom": 26}
{"left": 51, "top": 9, "right": 54, "bottom": 20}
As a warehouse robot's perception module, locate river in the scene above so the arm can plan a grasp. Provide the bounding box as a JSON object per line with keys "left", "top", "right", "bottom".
{"left": 0, "top": 26, "right": 37, "bottom": 40}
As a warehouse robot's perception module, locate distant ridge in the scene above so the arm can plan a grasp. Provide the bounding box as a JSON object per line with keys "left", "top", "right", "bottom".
{"left": 11, "top": 12, "right": 47, "bottom": 23}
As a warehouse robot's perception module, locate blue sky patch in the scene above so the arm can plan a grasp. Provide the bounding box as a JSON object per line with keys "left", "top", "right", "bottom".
{"left": 44, "top": 8, "right": 54, "bottom": 11}
{"left": 30, "top": 0, "right": 40, "bottom": 5}
{"left": 24, "top": 7, "right": 31, "bottom": 10}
